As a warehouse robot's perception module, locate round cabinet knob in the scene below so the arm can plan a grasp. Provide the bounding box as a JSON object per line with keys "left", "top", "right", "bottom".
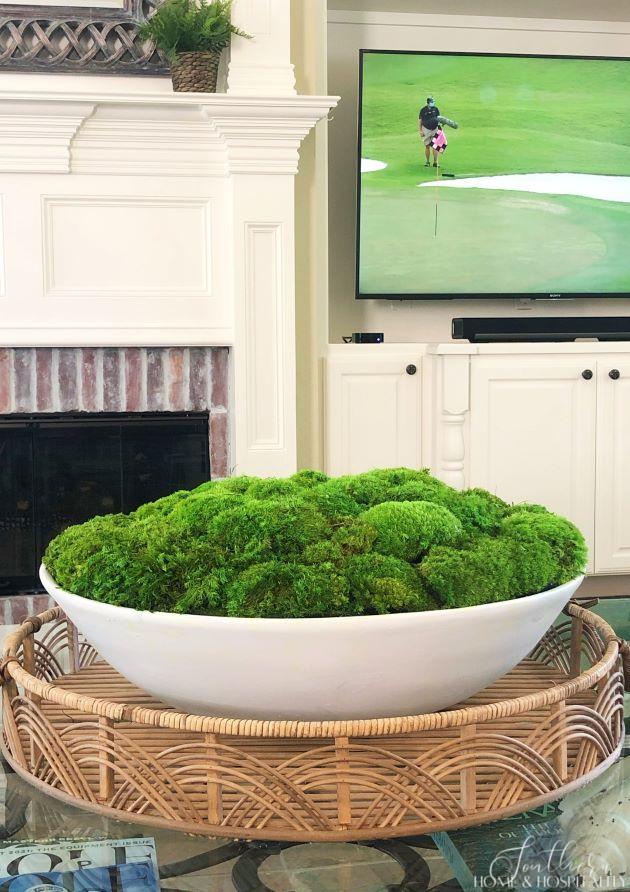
{"left": 609, "top": 368, "right": 621, "bottom": 380}
{"left": 581, "top": 369, "right": 593, "bottom": 380}
{"left": 406, "top": 364, "right": 417, "bottom": 376}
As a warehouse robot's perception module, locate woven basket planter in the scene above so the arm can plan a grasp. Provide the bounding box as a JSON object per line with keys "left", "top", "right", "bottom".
{"left": 170, "top": 50, "right": 221, "bottom": 93}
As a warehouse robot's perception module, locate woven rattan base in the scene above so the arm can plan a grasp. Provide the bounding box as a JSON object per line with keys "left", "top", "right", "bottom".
{"left": 1, "top": 604, "right": 626, "bottom": 841}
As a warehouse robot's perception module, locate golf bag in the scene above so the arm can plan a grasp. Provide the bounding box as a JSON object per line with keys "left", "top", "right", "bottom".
{"left": 437, "top": 115, "right": 459, "bottom": 129}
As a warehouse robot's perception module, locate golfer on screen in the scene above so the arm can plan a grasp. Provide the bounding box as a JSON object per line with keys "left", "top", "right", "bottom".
{"left": 419, "top": 96, "right": 458, "bottom": 168}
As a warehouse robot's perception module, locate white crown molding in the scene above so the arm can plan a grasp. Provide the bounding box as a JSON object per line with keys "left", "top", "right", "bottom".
{"left": 71, "top": 105, "right": 226, "bottom": 177}
{"left": 327, "top": 9, "right": 630, "bottom": 33}
{"left": 0, "top": 100, "right": 95, "bottom": 174}
{"left": 0, "top": 327, "right": 236, "bottom": 347}
{"left": 0, "top": 91, "right": 338, "bottom": 176}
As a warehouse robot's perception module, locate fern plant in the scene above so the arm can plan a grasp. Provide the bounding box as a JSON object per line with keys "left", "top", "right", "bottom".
{"left": 139, "top": 0, "right": 249, "bottom": 62}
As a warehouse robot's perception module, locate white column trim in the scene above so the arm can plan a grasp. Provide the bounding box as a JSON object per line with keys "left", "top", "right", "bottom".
{"left": 228, "top": 0, "right": 296, "bottom": 96}
{"left": 436, "top": 354, "right": 470, "bottom": 490}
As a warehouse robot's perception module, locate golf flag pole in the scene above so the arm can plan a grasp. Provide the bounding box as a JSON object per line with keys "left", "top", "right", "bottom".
{"left": 434, "top": 163, "right": 440, "bottom": 238}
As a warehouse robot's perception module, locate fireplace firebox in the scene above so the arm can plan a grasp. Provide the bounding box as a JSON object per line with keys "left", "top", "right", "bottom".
{"left": 0, "top": 413, "right": 210, "bottom": 594}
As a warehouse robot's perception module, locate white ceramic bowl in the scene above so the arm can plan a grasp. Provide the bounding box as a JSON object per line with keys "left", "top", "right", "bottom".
{"left": 40, "top": 564, "right": 583, "bottom": 721}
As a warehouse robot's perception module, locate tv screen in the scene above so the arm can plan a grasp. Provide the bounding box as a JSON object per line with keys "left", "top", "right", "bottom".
{"left": 356, "top": 50, "right": 630, "bottom": 299}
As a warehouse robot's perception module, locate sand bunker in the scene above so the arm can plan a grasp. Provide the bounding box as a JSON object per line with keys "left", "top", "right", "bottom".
{"left": 361, "top": 159, "right": 387, "bottom": 173}
{"left": 418, "top": 172, "right": 630, "bottom": 203}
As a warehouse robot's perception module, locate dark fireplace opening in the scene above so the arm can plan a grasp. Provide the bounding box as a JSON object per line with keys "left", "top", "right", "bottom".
{"left": 0, "top": 413, "right": 210, "bottom": 594}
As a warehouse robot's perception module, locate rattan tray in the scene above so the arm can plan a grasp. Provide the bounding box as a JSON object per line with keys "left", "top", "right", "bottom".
{"left": 0, "top": 602, "right": 627, "bottom": 842}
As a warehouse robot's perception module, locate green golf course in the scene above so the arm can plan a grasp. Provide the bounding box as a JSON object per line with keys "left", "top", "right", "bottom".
{"left": 358, "top": 52, "right": 630, "bottom": 295}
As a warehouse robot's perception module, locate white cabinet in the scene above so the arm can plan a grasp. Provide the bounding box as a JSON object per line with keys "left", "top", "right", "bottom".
{"left": 326, "top": 343, "right": 630, "bottom": 576}
{"left": 466, "top": 352, "right": 630, "bottom": 574}
{"left": 595, "top": 358, "right": 630, "bottom": 572}
{"left": 325, "top": 348, "right": 423, "bottom": 475}
{"left": 468, "top": 356, "right": 597, "bottom": 564}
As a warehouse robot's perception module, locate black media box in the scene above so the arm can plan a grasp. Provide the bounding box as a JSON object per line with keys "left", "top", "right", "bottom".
{"left": 351, "top": 332, "right": 384, "bottom": 343}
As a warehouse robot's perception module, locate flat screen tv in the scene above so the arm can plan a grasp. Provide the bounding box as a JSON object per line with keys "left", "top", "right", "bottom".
{"left": 356, "top": 50, "right": 630, "bottom": 299}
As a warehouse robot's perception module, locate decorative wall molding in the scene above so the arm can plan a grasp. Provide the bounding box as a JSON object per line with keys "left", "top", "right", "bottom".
{"left": 244, "top": 222, "right": 284, "bottom": 451}
{"left": 326, "top": 9, "right": 630, "bottom": 35}
{"left": 71, "top": 105, "right": 226, "bottom": 177}
{"left": 0, "top": 196, "right": 6, "bottom": 298}
{"left": 0, "top": 0, "right": 167, "bottom": 75}
{"left": 226, "top": 63, "right": 297, "bottom": 98}
{"left": 0, "top": 327, "right": 235, "bottom": 347}
{"left": 42, "top": 195, "right": 212, "bottom": 299}
{"left": 0, "top": 101, "right": 94, "bottom": 173}
{"left": 437, "top": 354, "right": 470, "bottom": 490}
{"left": 234, "top": 0, "right": 272, "bottom": 35}
{"left": 0, "top": 93, "right": 337, "bottom": 176}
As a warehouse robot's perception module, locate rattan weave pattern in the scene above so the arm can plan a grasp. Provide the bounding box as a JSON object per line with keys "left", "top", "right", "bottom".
{"left": 0, "top": 603, "right": 626, "bottom": 841}
{"left": 171, "top": 51, "right": 221, "bottom": 92}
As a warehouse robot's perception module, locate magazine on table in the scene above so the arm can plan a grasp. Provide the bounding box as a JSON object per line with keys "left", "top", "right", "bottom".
{"left": 0, "top": 837, "right": 159, "bottom": 892}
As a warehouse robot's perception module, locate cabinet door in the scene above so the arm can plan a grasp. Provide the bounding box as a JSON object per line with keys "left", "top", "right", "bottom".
{"left": 595, "top": 358, "right": 630, "bottom": 572}
{"left": 469, "top": 357, "right": 596, "bottom": 564}
{"left": 326, "top": 354, "right": 422, "bottom": 475}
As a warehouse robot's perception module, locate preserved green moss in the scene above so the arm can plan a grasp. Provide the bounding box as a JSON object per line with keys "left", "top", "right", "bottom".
{"left": 209, "top": 498, "right": 330, "bottom": 561}
{"left": 309, "top": 481, "right": 363, "bottom": 518}
{"left": 226, "top": 562, "right": 350, "bottom": 618}
{"left": 501, "top": 510, "right": 588, "bottom": 583}
{"left": 419, "top": 537, "right": 516, "bottom": 608}
{"left": 44, "top": 513, "right": 133, "bottom": 592}
{"left": 245, "top": 478, "right": 306, "bottom": 501}
{"left": 448, "top": 489, "right": 510, "bottom": 535}
{"left": 132, "top": 490, "right": 190, "bottom": 520}
{"left": 167, "top": 491, "right": 242, "bottom": 536}
{"left": 361, "top": 501, "right": 462, "bottom": 561}
{"left": 43, "top": 467, "right": 587, "bottom": 618}
{"left": 290, "top": 469, "right": 329, "bottom": 488}
{"left": 344, "top": 553, "right": 436, "bottom": 614}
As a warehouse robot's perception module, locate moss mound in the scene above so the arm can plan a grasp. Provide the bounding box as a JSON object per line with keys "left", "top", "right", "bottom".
{"left": 44, "top": 468, "right": 586, "bottom": 618}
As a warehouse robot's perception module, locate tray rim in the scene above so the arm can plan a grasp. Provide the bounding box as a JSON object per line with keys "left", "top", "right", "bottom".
{"left": 0, "top": 601, "right": 623, "bottom": 739}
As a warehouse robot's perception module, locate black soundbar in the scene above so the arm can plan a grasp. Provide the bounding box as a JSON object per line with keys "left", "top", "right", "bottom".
{"left": 452, "top": 317, "right": 630, "bottom": 343}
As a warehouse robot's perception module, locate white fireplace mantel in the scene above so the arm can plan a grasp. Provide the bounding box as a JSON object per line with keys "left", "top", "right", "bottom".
{"left": 0, "top": 90, "right": 335, "bottom": 176}
{"left": 0, "top": 83, "right": 337, "bottom": 478}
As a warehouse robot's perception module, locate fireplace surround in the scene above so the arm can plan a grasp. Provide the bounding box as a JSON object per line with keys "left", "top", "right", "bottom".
{"left": 0, "top": 345, "right": 229, "bottom": 594}
{"left": 0, "top": 1, "right": 336, "bottom": 482}
{"left": 0, "top": 346, "right": 229, "bottom": 476}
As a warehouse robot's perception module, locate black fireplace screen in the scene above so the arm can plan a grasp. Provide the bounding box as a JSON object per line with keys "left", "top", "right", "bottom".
{"left": 0, "top": 414, "right": 210, "bottom": 594}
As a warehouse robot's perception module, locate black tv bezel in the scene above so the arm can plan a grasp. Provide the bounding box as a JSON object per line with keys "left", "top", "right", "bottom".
{"left": 355, "top": 48, "right": 630, "bottom": 301}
